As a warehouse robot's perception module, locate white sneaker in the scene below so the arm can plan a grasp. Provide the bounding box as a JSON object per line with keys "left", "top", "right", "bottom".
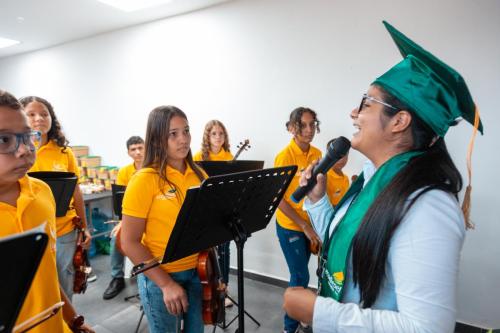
{"left": 87, "top": 272, "right": 98, "bottom": 283}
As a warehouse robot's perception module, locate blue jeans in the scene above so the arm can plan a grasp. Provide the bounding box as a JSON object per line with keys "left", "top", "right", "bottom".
{"left": 138, "top": 269, "right": 203, "bottom": 333}
{"left": 56, "top": 229, "right": 77, "bottom": 300}
{"left": 276, "top": 221, "right": 311, "bottom": 333}
{"left": 110, "top": 234, "right": 124, "bottom": 278}
{"left": 217, "top": 241, "right": 230, "bottom": 284}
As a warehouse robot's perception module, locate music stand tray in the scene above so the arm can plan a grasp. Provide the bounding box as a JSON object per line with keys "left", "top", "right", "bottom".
{"left": 162, "top": 165, "right": 297, "bottom": 333}
{"left": 196, "top": 160, "right": 264, "bottom": 177}
{"left": 0, "top": 228, "right": 48, "bottom": 333}
{"left": 28, "top": 172, "right": 77, "bottom": 218}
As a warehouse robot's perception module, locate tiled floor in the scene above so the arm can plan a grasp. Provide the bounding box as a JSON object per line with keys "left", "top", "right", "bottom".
{"left": 72, "top": 254, "right": 285, "bottom": 332}
{"left": 67, "top": 254, "right": 500, "bottom": 333}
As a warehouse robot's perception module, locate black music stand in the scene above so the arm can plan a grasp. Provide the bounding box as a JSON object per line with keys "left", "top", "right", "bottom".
{"left": 28, "top": 172, "right": 77, "bottom": 217}
{"left": 112, "top": 184, "right": 145, "bottom": 333}
{"left": 151, "top": 165, "right": 297, "bottom": 333}
{"left": 196, "top": 160, "right": 264, "bottom": 329}
{"left": 92, "top": 184, "right": 126, "bottom": 238}
{"left": 0, "top": 228, "right": 48, "bottom": 333}
{"left": 111, "top": 184, "right": 126, "bottom": 220}
{"left": 196, "top": 160, "right": 264, "bottom": 177}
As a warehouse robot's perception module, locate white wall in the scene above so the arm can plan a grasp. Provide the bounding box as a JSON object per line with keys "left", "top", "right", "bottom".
{"left": 1, "top": 0, "right": 499, "bottom": 328}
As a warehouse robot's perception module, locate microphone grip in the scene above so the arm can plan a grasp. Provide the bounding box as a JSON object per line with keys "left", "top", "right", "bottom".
{"left": 290, "top": 157, "right": 337, "bottom": 203}
{"left": 290, "top": 184, "right": 311, "bottom": 204}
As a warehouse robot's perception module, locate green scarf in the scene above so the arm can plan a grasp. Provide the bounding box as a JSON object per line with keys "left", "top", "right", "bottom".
{"left": 319, "top": 151, "right": 422, "bottom": 300}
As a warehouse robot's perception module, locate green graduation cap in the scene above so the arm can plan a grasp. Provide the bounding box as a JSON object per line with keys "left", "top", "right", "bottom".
{"left": 373, "top": 21, "right": 483, "bottom": 137}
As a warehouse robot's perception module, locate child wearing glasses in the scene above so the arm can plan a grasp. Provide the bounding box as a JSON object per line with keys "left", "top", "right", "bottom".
{"left": 274, "top": 107, "right": 322, "bottom": 333}
{"left": 0, "top": 90, "right": 93, "bottom": 333}
{"left": 20, "top": 96, "right": 92, "bottom": 300}
{"left": 193, "top": 120, "right": 233, "bottom": 161}
{"left": 193, "top": 119, "right": 234, "bottom": 306}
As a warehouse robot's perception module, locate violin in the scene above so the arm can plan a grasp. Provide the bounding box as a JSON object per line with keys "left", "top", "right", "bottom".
{"left": 233, "top": 139, "right": 250, "bottom": 161}
{"left": 72, "top": 216, "right": 91, "bottom": 294}
{"left": 197, "top": 248, "right": 226, "bottom": 325}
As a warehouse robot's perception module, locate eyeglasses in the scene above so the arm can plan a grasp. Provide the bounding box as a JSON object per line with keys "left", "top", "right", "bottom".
{"left": 210, "top": 132, "right": 225, "bottom": 138}
{"left": 357, "top": 94, "right": 398, "bottom": 114}
{"left": 0, "top": 130, "right": 41, "bottom": 154}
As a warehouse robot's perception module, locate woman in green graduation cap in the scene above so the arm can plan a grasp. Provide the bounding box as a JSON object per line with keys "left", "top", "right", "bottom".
{"left": 283, "top": 21, "right": 483, "bottom": 333}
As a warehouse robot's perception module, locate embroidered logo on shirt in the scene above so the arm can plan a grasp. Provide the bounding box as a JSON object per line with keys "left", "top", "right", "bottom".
{"left": 332, "top": 271, "right": 344, "bottom": 285}
{"left": 52, "top": 162, "right": 65, "bottom": 171}
{"left": 155, "top": 190, "right": 176, "bottom": 200}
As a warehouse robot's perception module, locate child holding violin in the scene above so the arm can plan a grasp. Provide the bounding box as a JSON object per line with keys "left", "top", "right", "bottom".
{"left": 121, "top": 106, "right": 206, "bottom": 333}
{"left": 20, "top": 96, "right": 92, "bottom": 300}
{"left": 0, "top": 90, "right": 93, "bottom": 333}
{"left": 193, "top": 119, "right": 234, "bottom": 307}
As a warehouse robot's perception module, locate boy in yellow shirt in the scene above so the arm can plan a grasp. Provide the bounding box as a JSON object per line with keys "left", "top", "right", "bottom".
{"left": 103, "top": 135, "right": 144, "bottom": 300}
{"left": 0, "top": 90, "right": 93, "bottom": 333}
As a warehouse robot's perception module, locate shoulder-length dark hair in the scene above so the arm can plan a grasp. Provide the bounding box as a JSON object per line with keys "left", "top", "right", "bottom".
{"left": 142, "top": 106, "right": 205, "bottom": 194}
{"left": 200, "top": 120, "right": 230, "bottom": 161}
{"left": 285, "top": 107, "right": 321, "bottom": 134}
{"left": 19, "top": 96, "right": 69, "bottom": 152}
{"left": 351, "top": 85, "right": 463, "bottom": 308}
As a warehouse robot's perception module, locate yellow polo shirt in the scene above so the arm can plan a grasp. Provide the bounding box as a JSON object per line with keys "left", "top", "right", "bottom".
{"left": 29, "top": 140, "right": 80, "bottom": 237}
{"left": 193, "top": 148, "right": 233, "bottom": 161}
{"left": 116, "top": 163, "right": 138, "bottom": 186}
{"left": 122, "top": 164, "right": 204, "bottom": 273}
{"left": 326, "top": 169, "right": 350, "bottom": 206}
{"left": 274, "top": 139, "right": 322, "bottom": 231}
{"left": 0, "top": 176, "right": 71, "bottom": 333}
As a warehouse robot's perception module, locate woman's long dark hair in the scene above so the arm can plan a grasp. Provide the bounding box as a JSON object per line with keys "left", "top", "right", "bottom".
{"left": 351, "top": 86, "right": 463, "bottom": 308}
{"left": 19, "top": 96, "right": 69, "bottom": 152}
{"left": 142, "top": 106, "right": 205, "bottom": 195}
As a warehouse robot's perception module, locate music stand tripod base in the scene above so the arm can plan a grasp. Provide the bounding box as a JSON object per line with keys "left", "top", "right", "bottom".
{"left": 161, "top": 165, "right": 297, "bottom": 333}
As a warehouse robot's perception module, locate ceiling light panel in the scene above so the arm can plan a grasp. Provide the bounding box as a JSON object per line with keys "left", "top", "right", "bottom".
{"left": 96, "top": 0, "right": 174, "bottom": 12}
{"left": 0, "top": 37, "right": 20, "bottom": 49}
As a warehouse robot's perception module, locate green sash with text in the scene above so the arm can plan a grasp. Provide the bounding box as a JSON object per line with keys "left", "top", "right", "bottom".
{"left": 320, "top": 151, "right": 422, "bottom": 300}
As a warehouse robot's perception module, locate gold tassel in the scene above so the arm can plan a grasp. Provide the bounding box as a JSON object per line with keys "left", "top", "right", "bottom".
{"left": 462, "top": 185, "right": 474, "bottom": 229}
{"left": 461, "top": 106, "right": 480, "bottom": 230}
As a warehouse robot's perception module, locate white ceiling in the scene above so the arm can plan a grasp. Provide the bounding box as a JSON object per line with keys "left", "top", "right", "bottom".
{"left": 0, "top": 0, "right": 230, "bottom": 59}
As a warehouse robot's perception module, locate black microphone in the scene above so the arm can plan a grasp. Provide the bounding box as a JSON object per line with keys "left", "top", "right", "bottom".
{"left": 290, "top": 136, "right": 351, "bottom": 203}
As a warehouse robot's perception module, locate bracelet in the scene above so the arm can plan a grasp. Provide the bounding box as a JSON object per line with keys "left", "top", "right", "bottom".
{"left": 70, "top": 314, "right": 85, "bottom": 332}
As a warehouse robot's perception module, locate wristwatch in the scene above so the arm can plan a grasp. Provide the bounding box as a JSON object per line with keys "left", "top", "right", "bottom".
{"left": 70, "top": 314, "right": 85, "bottom": 332}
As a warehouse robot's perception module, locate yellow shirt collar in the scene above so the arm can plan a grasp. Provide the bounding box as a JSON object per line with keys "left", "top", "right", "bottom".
{"left": 166, "top": 162, "right": 195, "bottom": 177}
{"left": 16, "top": 176, "right": 40, "bottom": 230}
{"left": 289, "top": 138, "right": 311, "bottom": 156}
{"left": 38, "top": 140, "right": 60, "bottom": 152}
